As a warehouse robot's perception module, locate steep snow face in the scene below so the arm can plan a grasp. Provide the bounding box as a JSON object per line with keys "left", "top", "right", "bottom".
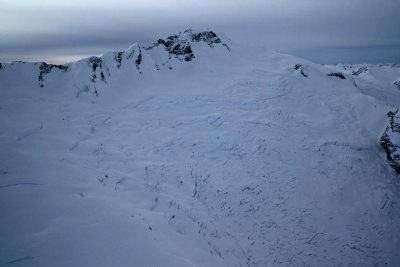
{"left": 1, "top": 31, "right": 400, "bottom": 267}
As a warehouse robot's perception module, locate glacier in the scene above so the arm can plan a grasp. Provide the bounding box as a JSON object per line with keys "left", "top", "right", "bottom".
{"left": 0, "top": 30, "right": 400, "bottom": 266}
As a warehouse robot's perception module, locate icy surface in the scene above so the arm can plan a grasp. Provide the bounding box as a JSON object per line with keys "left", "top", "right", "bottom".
{"left": 1, "top": 31, "right": 400, "bottom": 266}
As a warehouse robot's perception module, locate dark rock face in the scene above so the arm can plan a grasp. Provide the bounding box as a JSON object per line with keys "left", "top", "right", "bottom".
{"left": 146, "top": 29, "right": 229, "bottom": 62}
{"left": 328, "top": 72, "right": 346, "bottom": 79}
{"left": 191, "top": 30, "right": 222, "bottom": 46}
{"left": 114, "top": 52, "right": 123, "bottom": 69}
{"left": 135, "top": 48, "right": 142, "bottom": 69}
{"left": 394, "top": 80, "right": 400, "bottom": 90}
{"left": 148, "top": 35, "right": 194, "bottom": 62}
{"left": 124, "top": 46, "right": 143, "bottom": 70}
{"left": 38, "top": 62, "right": 68, "bottom": 87}
{"left": 294, "top": 64, "right": 308, "bottom": 77}
{"left": 88, "top": 57, "right": 107, "bottom": 83}
{"left": 156, "top": 35, "right": 179, "bottom": 48}
{"left": 352, "top": 66, "right": 368, "bottom": 76}
{"left": 381, "top": 109, "right": 400, "bottom": 174}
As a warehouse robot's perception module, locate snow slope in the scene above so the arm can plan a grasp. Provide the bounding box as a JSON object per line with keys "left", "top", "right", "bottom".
{"left": 1, "top": 30, "right": 400, "bottom": 266}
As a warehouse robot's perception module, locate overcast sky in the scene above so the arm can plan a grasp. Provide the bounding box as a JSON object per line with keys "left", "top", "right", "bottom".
{"left": 1, "top": 0, "right": 399, "bottom": 64}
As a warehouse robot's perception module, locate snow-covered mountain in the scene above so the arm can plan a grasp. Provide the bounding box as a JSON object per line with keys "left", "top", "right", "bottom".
{"left": 1, "top": 30, "right": 400, "bottom": 266}
{"left": 0, "top": 29, "right": 231, "bottom": 89}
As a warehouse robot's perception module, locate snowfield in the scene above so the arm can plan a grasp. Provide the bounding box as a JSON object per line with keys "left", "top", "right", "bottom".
{"left": 1, "top": 30, "right": 400, "bottom": 266}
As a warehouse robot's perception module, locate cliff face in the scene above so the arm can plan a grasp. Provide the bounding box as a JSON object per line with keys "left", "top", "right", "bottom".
{"left": 381, "top": 109, "right": 400, "bottom": 174}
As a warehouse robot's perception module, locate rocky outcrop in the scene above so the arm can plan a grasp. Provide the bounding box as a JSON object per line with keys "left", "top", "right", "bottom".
{"left": 352, "top": 66, "right": 368, "bottom": 76}
{"left": 88, "top": 57, "right": 108, "bottom": 83}
{"left": 145, "top": 29, "right": 230, "bottom": 62}
{"left": 38, "top": 62, "right": 68, "bottom": 87}
{"left": 294, "top": 64, "right": 308, "bottom": 77}
{"left": 394, "top": 80, "right": 400, "bottom": 90}
{"left": 328, "top": 72, "right": 346, "bottom": 79}
{"left": 191, "top": 30, "right": 230, "bottom": 51}
{"left": 135, "top": 47, "right": 142, "bottom": 69}
{"left": 124, "top": 45, "right": 143, "bottom": 72}
{"left": 381, "top": 109, "right": 400, "bottom": 174}
{"left": 146, "top": 34, "right": 195, "bottom": 62}
{"left": 113, "top": 52, "right": 123, "bottom": 69}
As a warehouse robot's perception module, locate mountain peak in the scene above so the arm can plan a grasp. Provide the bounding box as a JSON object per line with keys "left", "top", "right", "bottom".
{"left": 144, "top": 29, "right": 230, "bottom": 62}
{"left": 0, "top": 29, "right": 231, "bottom": 88}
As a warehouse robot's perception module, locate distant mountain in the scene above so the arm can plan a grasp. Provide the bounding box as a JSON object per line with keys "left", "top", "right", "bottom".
{"left": 0, "top": 30, "right": 230, "bottom": 88}
{"left": 1, "top": 30, "right": 400, "bottom": 267}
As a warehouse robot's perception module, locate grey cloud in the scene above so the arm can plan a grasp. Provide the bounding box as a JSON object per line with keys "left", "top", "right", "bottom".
{"left": 1, "top": 0, "right": 399, "bottom": 64}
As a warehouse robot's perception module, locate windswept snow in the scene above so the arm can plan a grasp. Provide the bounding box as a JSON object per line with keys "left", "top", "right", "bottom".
{"left": 0, "top": 30, "right": 400, "bottom": 266}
